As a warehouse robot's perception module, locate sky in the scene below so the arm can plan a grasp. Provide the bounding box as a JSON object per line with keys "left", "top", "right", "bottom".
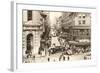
{"left": 49, "top": 12, "right": 62, "bottom": 27}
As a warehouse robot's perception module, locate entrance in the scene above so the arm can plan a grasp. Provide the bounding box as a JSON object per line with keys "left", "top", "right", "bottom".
{"left": 26, "top": 33, "right": 33, "bottom": 54}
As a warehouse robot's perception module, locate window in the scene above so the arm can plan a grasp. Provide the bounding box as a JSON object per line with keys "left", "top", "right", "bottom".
{"left": 83, "top": 20, "right": 86, "bottom": 24}
{"left": 87, "top": 33, "right": 89, "bottom": 36}
{"left": 27, "top": 10, "right": 32, "bottom": 21}
{"left": 83, "top": 16, "right": 85, "bottom": 18}
{"left": 79, "top": 16, "right": 81, "bottom": 18}
{"left": 80, "top": 30, "right": 84, "bottom": 34}
{"left": 79, "top": 20, "right": 81, "bottom": 25}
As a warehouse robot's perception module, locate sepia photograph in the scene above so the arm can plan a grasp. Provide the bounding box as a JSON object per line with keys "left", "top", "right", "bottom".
{"left": 22, "top": 10, "right": 91, "bottom": 63}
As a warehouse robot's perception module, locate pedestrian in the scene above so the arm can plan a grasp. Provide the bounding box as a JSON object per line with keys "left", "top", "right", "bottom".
{"left": 48, "top": 49, "right": 50, "bottom": 56}
{"left": 33, "top": 55, "right": 35, "bottom": 62}
{"left": 48, "top": 57, "right": 50, "bottom": 62}
{"left": 54, "top": 59, "right": 55, "bottom": 62}
{"left": 63, "top": 56, "right": 65, "bottom": 61}
{"left": 59, "top": 54, "right": 61, "bottom": 61}
{"left": 68, "top": 56, "right": 70, "bottom": 61}
{"left": 84, "top": 56, "right": 86, "bottom": 60}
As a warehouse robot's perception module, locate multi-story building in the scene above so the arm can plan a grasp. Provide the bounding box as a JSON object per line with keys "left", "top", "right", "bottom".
{"left": 60, "top": 12, "right": 77, "bottom": 40}
{"left": 72, "top": 13, "right": 91, "bottom": 41}
{"left": 22, "top": 10, "right": 49, "bottom": 57}
{"left": 61, "top": 12, "right": 91, "bottom": 41}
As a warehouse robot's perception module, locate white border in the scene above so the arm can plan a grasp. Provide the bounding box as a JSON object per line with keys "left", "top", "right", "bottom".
{"left": 12, "top": 1, "right": 97, "bottom": 72}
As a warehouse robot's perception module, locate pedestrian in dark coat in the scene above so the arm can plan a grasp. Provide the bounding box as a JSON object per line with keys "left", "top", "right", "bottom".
{"left": 68, "top": 56, "right": 70, "bottom": 61}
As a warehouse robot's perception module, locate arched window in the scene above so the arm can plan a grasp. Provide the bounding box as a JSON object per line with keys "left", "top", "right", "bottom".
{"left": 26, "top": 33, "right": 33, "bottom": 53}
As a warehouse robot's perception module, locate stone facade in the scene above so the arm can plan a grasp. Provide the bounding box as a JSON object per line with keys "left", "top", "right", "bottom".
{"left": 22, "top": 10, "right": 48, "bottom": 56}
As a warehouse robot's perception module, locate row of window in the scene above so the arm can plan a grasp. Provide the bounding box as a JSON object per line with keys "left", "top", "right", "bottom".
{"left": 27, "top": 10, "right": 45, "bottom": 22}
{"left": 78, "top": 20, "right": 86, "bottom": 24}
{"left": 72, "top": 29, "right": 90, "bottom": 36}
{"left": 79, "top": 15, "right": 86, "bottom": 18}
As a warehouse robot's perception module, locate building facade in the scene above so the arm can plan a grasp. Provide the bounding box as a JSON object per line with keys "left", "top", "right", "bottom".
{"left": 61, "top": 12, "right": 91, "bottom": 41}
{"left": 72, "top": 13, "right": 91, "bottom": 41}
{"left": 22, "top": 10, "right": 48, "bottom": 57}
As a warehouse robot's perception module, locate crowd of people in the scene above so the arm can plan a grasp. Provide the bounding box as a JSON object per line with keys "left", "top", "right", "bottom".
{"left": 48, "top": 37, "right": 91, "bottom": 56}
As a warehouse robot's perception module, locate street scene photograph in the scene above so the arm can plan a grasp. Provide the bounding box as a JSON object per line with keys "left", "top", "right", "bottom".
{"left": 22, "top": 10, "right": 91, "bottom": 63}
